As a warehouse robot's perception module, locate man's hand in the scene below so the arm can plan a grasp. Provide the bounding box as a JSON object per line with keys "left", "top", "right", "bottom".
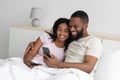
{"left": 24, "top": 52, "right": 34, "bottom": 68}
{"left": 23, "top": 41, "right": 35, "bottom": 68}
{"left": 24, "top": 60, "right": 33, "bottom": 68}
{"left": 24, "top": 42, "right": 35, "bottom": 55}
{"left": 23, "top": 37, "right": 42, "bottom": 68}
{"left": 43, "top": 54, "right": 60, "bottom": 67}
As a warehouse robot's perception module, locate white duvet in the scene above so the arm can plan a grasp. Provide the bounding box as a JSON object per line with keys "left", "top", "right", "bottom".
{"left": 0, "top": 57, "right": 93, "bottom": 80}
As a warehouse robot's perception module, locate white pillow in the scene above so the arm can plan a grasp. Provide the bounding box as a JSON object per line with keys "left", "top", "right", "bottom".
{"left": 94, "top": 39, "right": 120, "bottom": 80}
{"left": 102, "top": 39, "right": 120, "bottom": 53}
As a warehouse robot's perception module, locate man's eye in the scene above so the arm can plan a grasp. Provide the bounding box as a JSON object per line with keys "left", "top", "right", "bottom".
{"left": 74, "top": 25, "right": 79, "bottom": 28}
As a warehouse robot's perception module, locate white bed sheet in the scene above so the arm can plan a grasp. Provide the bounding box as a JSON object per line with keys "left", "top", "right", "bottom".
{"left": 0, "top": 57, "right": 93, "bottom": 80}
{"left": 94, "top": 39, "right": 120, "bottom": 80}
{"left": 0, "top": 57, "right": 36, "bottom": 80}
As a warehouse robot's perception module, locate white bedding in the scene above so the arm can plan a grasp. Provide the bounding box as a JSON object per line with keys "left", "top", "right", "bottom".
{"left": 94, "top": 50, "right": 120, "bottom": 80}
{"left": 0, "top": 57, "right": 36, "bottom": 80}
{"left": 0, "top": 57, "right": 93, "bottom": 80}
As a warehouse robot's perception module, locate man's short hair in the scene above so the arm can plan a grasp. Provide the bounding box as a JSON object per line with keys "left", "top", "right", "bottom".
{"left": 71, "top": 10, "right": 89, "bottom": 23}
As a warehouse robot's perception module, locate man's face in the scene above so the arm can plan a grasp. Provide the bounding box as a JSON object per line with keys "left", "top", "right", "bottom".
{"left": 69, "top": 17, "right": 84, "bottom": 40}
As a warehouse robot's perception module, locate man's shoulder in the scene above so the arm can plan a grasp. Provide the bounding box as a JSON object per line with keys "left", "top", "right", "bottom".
{"left": 76, "top": 35, "right": 102, "bottom": 45}
{"left": 86, "top": 35, "right": 102, "bottom": 43}
{"left": 78, "top": 35, "right": 101, "bottom": 41}
{"left": 89, "top": 35, "right": 102, "bottom": 41}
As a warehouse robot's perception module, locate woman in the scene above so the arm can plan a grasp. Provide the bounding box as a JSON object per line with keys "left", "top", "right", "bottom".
{"left": 24, "top": 18, "right": 72, "bottom": 68}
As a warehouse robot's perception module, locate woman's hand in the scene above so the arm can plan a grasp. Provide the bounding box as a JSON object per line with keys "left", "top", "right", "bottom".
{"left": 43, "top": 54, "right": 60, "bottom": 67}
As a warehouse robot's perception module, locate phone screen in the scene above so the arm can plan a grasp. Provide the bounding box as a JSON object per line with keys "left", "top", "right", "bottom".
{"left": 42, "top": 47, "right": 51, "bottom": 58}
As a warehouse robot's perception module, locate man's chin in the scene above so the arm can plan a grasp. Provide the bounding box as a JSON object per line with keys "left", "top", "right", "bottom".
{"left": 72, "top": 34, "right": 77, "bottom": 37}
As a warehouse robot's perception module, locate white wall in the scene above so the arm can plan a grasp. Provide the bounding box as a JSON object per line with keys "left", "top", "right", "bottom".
{"left": 0, "top": 0, "right": 120, "bottom": 58}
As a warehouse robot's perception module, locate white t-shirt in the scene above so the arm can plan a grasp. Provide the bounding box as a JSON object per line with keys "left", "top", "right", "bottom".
{"left": 65, "top": 35, "right": 103, "bottom": 75}
{"left": 65, "top": 35, "right": 103, "bottom": 62}
{"left": 32, "top": 32, "right": 65, "bottom": 66}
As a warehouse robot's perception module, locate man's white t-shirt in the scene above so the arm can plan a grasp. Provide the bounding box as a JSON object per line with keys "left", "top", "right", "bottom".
{"left": 32, "top": 32, "right": 65, "bottom": 66}
{"left": 65, "top": 35, "right": 103, "bottom": 62}
{"left": 65, "top": 35, "right": 103, "bottom": 75}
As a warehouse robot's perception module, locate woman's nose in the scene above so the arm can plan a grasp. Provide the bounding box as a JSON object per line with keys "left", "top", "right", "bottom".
{"left": 60, "top": 31, "right": 64, "bottom": 35}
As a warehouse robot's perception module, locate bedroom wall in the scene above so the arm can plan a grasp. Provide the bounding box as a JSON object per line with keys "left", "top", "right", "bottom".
{"left": 0, "top": 0, "right": 120, "bottom": 58}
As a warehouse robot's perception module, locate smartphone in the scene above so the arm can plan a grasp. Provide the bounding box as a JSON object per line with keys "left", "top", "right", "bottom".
{"left": 30, "top": 62, "right": 41, "bottom": 66}
{"left": 42, "top": 47, "right": 51, "bottom": 58}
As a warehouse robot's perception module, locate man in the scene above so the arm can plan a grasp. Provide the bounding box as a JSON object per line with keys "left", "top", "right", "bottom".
{"left": 25, "top": 10, "right": 103, "bottom": 80}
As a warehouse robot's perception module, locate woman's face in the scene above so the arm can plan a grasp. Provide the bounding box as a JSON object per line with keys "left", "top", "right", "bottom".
{"left": 56, "top": 23, "right": 70, "bottom": 42}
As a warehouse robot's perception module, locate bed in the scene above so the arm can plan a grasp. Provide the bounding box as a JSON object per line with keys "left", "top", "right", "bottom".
{"left": 0, "top": 25, "right": 120, "bottom": 80}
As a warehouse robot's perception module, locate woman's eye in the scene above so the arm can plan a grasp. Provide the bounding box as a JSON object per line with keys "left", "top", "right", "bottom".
{"left": 57, "top": 28, "right": 69, "bottom": 33}
{"left": 65, "top": 29, "right": 69, "bottom": 32}
{"left": 57, "top": 29, "right": 61, "bottom": 31}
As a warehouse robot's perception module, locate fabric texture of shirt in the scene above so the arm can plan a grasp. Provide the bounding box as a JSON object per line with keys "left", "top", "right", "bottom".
{"left": 32, "top": 32, "right": 65, "bottom": 66}
{"left": 65, "top": 35, "right": 103, "bottom": 62}
{"left": 65, "top": 35, "right": 103, "bottom": 75}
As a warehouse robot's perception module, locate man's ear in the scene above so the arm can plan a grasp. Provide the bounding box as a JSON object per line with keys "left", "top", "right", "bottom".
{"left": 83, "top": 23, "right": 88, "bottom": 30}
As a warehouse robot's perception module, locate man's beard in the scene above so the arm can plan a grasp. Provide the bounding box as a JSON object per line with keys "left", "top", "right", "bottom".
{"left": 72, "top": 29, "right": 83, "bottom": 41}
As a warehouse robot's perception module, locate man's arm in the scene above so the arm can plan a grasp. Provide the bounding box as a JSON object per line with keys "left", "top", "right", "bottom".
{"left": 44, "top": 54, "right": 98, "bottom": 73}
{"left": 23, "top": 37, "right": 42, "bottom": 68}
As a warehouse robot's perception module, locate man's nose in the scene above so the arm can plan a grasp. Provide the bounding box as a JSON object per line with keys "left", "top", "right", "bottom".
{"left": 70, "top": 26, "right": 75, "bottom": 31}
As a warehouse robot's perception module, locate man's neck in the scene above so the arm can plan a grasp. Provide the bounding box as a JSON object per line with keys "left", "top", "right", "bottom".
{"left": 81, "top": 32, "right": 89, "bottom": 38}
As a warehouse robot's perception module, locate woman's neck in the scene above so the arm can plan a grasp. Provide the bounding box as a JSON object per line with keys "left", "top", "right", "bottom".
{"left": 54, "top": 39, "right": 65, "bottom": 48}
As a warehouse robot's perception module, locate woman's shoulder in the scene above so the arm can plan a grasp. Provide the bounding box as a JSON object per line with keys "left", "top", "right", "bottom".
{"left": 40, "top": 31, "right": 53, "bottom": 42}
{"left": 41, "top": 31, "right": 51, "bottom": 38}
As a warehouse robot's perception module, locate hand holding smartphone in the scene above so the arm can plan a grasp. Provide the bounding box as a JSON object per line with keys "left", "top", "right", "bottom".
{"left": 42, "top": 47, "right": 51, "bottom": 58}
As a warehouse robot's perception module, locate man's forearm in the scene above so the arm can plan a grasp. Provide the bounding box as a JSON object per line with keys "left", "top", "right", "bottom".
{"left": 57, "top": 61, "right": 82, "bottom": 68}
{"left": 57, "top": 61, "right": 93, "bottom": 73}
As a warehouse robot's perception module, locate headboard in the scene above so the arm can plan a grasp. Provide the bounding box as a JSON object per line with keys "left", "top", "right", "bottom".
{"left": 9, "top": 24, "right": 120, "bottom": 58}
{"left": 90, "top": 32, "right": 120, "bottom": 41}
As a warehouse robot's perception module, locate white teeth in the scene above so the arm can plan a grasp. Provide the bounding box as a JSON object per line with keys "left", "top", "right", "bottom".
{"left": 72, "top": 31, "right": 76, "bottom": 34}
{"left": 72, "top": 32, "right": 77, "bottom": 35}
{"left": 60, "top": 36, "right": 65, "bottom": 38}
{"left": 72, "top": 32, "right": 77, "bottom": 37}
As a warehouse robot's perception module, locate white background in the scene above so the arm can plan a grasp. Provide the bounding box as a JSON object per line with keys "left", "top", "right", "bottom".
{"left": 0, "top": 0, "right": 120, "bottom": 58}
